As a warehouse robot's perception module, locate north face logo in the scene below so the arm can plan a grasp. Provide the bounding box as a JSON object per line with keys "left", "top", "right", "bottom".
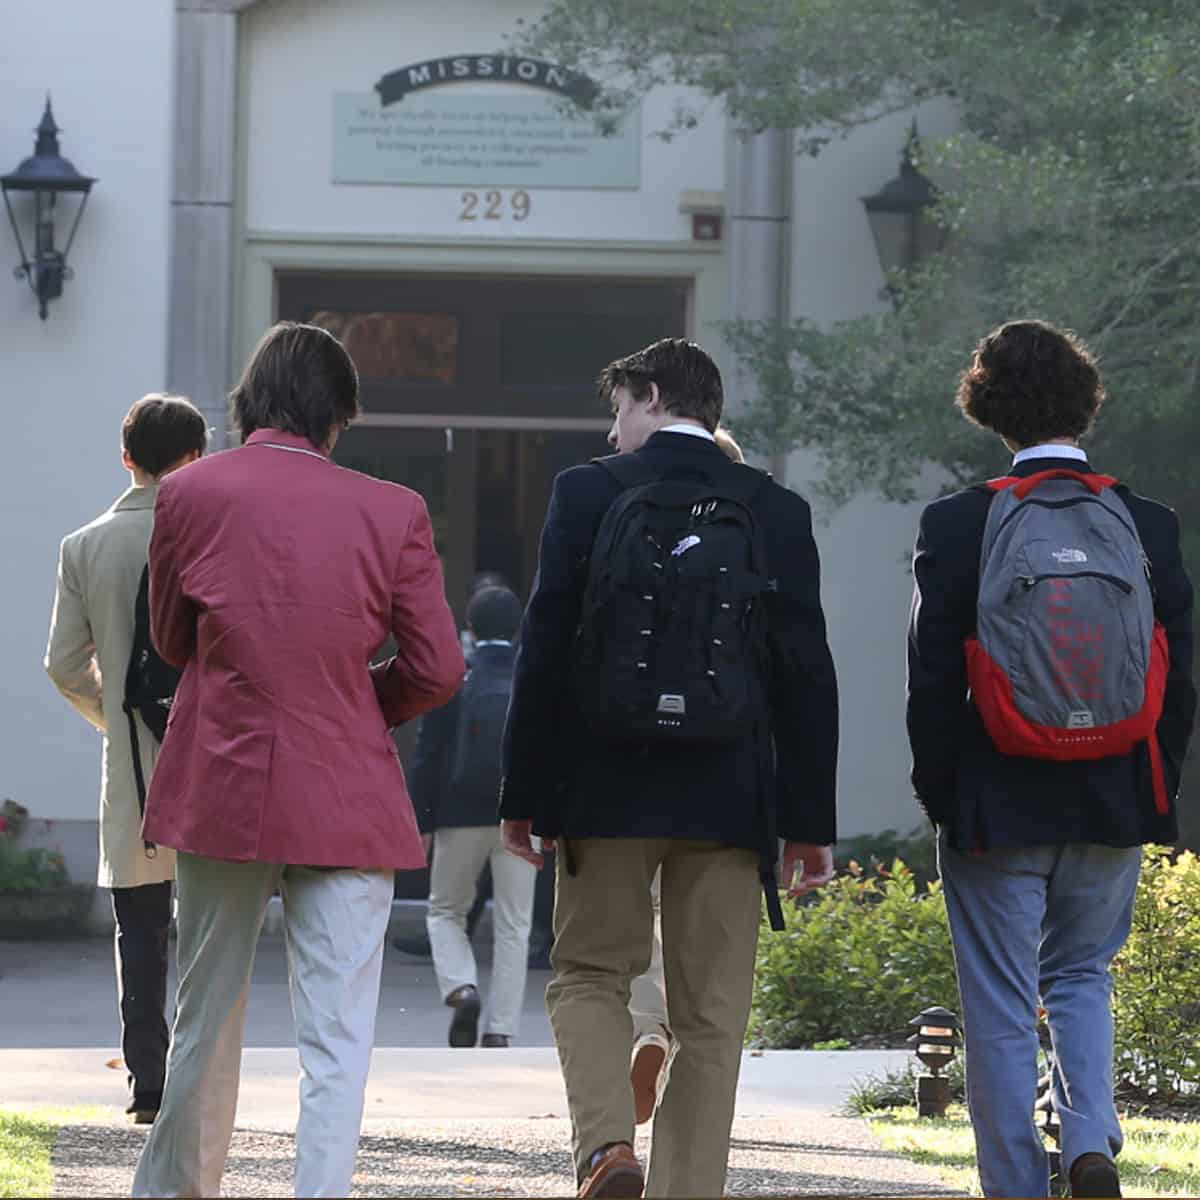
{"left": 1052, "top": 548, "right": 1088, "bottom": 564}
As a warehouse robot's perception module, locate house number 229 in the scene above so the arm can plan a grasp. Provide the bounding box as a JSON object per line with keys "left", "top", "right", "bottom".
{"left": 458, "top": 190, "right": 531, "bottom": 222}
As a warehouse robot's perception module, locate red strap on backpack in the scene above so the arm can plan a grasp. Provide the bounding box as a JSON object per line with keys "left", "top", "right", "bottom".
{"left": 986, "top": 469, "right": 1117, "bottom": 499}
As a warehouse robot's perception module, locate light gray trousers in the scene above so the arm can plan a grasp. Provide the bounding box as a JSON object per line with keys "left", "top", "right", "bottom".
{"left": 427, "top": 824, "right": 535, "bottom": 1037}
{"left": 940, "top": 836, "right": 1141, "bottom": 1198}
{"left": 131, "top": 853, "right": 393, "bottom": 1198}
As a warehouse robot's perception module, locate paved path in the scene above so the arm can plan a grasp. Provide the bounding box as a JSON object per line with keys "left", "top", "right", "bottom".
{"left": 0, "top": 937, "right": 554, "bottom": 1049}
{"left": 51, "top": 1113, "right": 964, "bottom": 1197}
{"left": 2, "top": 941, "right": 965, "bottom": 1195}
{"left": 8, "top": 1048, "right": 964, "bottom": 1197}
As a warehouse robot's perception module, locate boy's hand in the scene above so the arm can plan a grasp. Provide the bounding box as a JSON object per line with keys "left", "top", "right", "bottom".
{"left": 781, "top": 842, "right": 835, "bottom": 898}
{"left": 502, "top": 819, "right": 554, "bottom": 869}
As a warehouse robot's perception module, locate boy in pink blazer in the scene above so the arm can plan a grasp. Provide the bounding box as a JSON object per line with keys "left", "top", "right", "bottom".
{"left": 132, "top": 322, "right": 464, "bottom": 1198}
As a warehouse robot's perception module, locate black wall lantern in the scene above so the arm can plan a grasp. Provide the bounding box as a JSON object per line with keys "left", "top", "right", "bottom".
{"left": 861, "top": 122, "right": 946, "bottom": 285}
{"left": 2, "top": 97, "right": 96, "bottom": 320}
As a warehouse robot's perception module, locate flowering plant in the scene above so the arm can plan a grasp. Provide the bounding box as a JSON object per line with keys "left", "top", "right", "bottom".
{"left": 0, "top": 799, "right": 68, "bottom": 893}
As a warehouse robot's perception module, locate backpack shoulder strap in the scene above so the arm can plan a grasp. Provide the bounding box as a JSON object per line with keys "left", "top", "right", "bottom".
{"left": 591, "top": 453, "right": 656, "bottom": 491}
{"left": 979, "top": 476, "right": 1019, "bottom": 493}
{"left": 123, "top": 565, "right": 152, "bottom": 709}
{"left": 699, "top": 461, "right": 772, "bottom": 509}
{"left": 1007, "top": 469, "right": 1118, "bottom": 499}
{"left": 977, "top": 470, "right": 1120, "bottom": 498}
{"left": 593, "top": 452, "right": 769, "bottom": 505}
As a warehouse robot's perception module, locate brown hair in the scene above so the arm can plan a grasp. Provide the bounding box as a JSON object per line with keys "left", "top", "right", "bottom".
{"left": 231, "top": 321, "right": 359, "bottom": 445}
{"left": 598, "top": 337, "right": 723, "bottom": 433}
{"left": 122, "top": 394, "right": 208, "bottom": 477}
{"left": 956, "top": 320, "right": 1105, "bottom": 447}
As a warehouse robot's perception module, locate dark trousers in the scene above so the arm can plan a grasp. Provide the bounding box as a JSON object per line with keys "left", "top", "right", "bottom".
{"left": 111, "top": 881, "right": 173, "bottom": 1103}
{"left": 531, "top": 846, "right": 555, "bottom": 946}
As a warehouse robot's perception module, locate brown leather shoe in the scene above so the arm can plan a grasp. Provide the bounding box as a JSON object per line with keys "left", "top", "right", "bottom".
{"left": 1070, "top": 1152, "right": 1121, "bottom": 1198}
{"left": 578, "top": 1143, "right": 644, "bottom": 1198}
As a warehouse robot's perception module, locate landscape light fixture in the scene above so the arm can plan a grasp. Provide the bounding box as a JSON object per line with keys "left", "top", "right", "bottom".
{"left": 907, "top": 1005, "right": 960, "bottom": 1118}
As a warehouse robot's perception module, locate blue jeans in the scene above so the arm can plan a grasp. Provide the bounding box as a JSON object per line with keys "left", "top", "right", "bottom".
{"left": 939, "top": 836, "right": 1141, "bottom": 1198}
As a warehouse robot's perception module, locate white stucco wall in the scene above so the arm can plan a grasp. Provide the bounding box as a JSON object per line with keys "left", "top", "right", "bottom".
{"left": 787, "top": 102, "right": 958, "bottom": 840}
{"left": 0, "top": 0, "right": 173, "bottom": 823}
{"left": 241, "top": 0, "right": 724, "bottom": 241}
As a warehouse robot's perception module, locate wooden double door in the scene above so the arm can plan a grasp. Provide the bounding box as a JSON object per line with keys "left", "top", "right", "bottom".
{"left": 278, "top": 270, "right": 689, "bottom": 614}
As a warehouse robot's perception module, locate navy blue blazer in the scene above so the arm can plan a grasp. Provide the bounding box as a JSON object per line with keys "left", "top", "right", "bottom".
{"left": 410, "top": 642, "right": 514, "bottom": 833}
{"left": 500, "top": 431, "right": 840, "bottom": 854}
{"left": 908, "top": 454, "right": 1196, "bottom": 850}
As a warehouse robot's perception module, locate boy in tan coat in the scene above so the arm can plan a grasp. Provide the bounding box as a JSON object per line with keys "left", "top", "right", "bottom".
{"left": 45, "top": 394, "right": 207, "bottom": 1122}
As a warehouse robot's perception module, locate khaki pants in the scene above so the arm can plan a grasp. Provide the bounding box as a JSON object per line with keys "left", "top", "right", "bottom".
{"left": 547, "top": 838, "right": 761, "bottom": 1199}
{"left": 427, "top": 824, "right": 536, "bottom": 1037}
{"left": 131, "top": 853, "right": 393, "bottom": 1198}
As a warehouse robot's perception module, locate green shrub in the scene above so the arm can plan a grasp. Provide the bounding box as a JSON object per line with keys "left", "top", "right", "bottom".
{"left": 749, "top": 859, "right": 959, "bottom": 1048}
{"left": 835, "top": 826, "right": 938, "bottom": 890}
{"left": 0, "top": 799, "right": 68, "bottom": 894}
{"left": 1113, "top": 848, "right": 1200, "bottom": 1106}
{"left": 752, "top": 846, "right": 1200, "bottom": 1110}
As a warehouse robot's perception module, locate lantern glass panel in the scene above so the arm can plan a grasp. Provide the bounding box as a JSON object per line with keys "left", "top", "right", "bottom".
{"left": 914, "top": 215, "right": 948, "bottom": 262}
{"left": 866, "top": 208, "right": 914, "bottom": 279}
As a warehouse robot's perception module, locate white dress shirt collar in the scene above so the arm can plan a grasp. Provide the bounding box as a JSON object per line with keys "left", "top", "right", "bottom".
{"left": 1013, "top": 443, "right": 1087, "bottom": 466}
{"left": 660, "top": 423, "right": 716, "bottom": 442}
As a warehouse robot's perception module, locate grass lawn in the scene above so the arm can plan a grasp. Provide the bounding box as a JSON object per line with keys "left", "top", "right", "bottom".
{"left": 870, "top": 1104, "right": 1200, "bottom": 1198}
{"left": 0, "top": 1107, "right": 102, "bottom": 1200}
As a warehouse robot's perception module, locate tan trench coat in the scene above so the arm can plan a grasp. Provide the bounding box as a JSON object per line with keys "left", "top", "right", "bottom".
{"left": 45, "top": 485, "right": 176, "bottom": 888}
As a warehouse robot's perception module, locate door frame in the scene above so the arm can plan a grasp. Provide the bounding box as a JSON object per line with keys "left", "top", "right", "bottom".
{"left": 236, "top": 233, "right": 726, "bottom": 432}
{"left": 354, "top": 412, "right": 610, "bottom": 431}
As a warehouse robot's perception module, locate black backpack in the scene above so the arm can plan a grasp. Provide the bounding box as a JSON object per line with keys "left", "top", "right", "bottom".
{"left": 569, "top": 455, "right": 771, "bottom": 745}
{"left": 448, "top": 656, "right": 513, "bottom": 809}
{"left": 122, "top": 565, "right": 182, "bottom": 846}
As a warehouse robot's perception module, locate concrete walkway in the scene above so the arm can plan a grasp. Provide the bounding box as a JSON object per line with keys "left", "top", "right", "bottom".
{"left": 5, "top": 1048, "right": 965, "bottom": 1197}
{"left": 1, "top": 940, "right": 965, "bottom": 1195}
{"left": 51, "top": 1112, "right": 964, "bottom": 1197}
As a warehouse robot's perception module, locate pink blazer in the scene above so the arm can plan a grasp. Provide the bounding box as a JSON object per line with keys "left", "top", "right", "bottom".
{"left": 143, "top": 429, "right": 465, "bottom": 868}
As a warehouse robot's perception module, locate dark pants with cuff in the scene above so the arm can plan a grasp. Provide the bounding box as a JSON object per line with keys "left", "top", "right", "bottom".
{"left": 111, "top": 881, "right": 173, "bottom": 1106}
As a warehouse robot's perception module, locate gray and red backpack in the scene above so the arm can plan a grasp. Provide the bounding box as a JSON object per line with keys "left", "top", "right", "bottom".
{"left": 966, "top": 469, "right": 1170, "bottom": 812}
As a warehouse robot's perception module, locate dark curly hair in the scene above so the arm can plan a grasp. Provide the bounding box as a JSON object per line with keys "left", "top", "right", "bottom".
{"left": 955, "top": 320, "right": 1105, "bottom": 448}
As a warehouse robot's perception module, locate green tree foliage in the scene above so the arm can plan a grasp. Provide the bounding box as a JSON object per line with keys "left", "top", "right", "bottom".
{"left": 518, "top": 0, "right": 1198, "bottom": 526}
{"left": 518, "top": 0, "right": 1200, "bottom": 840}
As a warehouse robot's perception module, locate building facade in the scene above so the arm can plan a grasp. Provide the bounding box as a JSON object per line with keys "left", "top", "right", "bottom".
{"left": 3, "top": 0, "right": 955, "bottom": 896}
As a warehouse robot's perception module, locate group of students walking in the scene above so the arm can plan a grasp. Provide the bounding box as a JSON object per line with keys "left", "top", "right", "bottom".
{"left": 44, "top": 318, "right": 1194, "bottom": 1199}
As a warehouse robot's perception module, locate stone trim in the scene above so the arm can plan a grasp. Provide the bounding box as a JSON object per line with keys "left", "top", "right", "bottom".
{"left": 169, "top": 3, "right": 249, "bottom": 446}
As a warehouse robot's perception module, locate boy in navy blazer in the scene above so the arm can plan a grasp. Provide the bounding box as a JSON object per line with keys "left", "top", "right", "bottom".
{"left": 501, "top": 338, "right": 839, "bottom": 1198}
